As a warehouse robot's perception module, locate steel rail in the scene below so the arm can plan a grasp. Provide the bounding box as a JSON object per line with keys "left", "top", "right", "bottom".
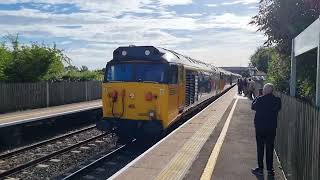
{"left": 62, "top": 144, "right": 127, "bottom": 180}
{"left": 0, "top": 132, "right": 107, "bottom": 178}
{"left": 0, "top": 125, "right": 96, "bottom": 160}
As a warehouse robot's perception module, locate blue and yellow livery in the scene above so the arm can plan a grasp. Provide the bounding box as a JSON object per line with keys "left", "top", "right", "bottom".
{"left": 97, "top": 46, "right": 240, "bottom": 140}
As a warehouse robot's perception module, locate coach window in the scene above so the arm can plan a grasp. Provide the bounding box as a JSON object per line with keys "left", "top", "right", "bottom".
{"left": 169, "top": 65, "right": 178, "bottom": 84}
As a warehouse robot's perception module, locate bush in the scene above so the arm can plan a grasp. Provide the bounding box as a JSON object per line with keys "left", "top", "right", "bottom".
{"left": 0, "top": 35, "right": 103, "bottom": 82}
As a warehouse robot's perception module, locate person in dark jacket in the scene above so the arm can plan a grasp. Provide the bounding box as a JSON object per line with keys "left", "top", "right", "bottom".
{"left": 251, "top": 83, "right": 281, "bottom": 177}
{"left": 237, "top": 78, "right": 243, "bottom": 94}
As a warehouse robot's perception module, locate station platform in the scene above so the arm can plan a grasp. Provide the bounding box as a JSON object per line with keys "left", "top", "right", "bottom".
{"left": 110, "top": 87, "right": 286, "bottom": 180}
{"left": 0, "top": 100, "right": 102, "bottom": 128}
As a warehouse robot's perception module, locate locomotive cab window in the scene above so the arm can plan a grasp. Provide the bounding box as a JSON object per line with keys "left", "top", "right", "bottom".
{"left": 178, "top": 65, "right": 184, "bottom": 83}
{"left": 105, "top": 63, "right": 167, "bottom": 83}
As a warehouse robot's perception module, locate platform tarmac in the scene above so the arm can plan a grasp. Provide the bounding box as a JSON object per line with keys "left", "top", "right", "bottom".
{"left": 0, "top": 100, "right": 101, "bottom": 128}
{"left": 110, "top": 88, "right": 286, "bottom": 180}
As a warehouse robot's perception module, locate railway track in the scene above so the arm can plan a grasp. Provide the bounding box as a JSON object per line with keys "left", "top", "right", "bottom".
{"left": 62, "top": 144, "right": 128, "bottom": 180}
{"left": 0, "top": 125, "right": 112, "bottom": 179}
{"left": 0, "top": 125, "right": 96, "bottom": 159}
{"left": 60, "top": 139, "right": 151, "bottom": 180}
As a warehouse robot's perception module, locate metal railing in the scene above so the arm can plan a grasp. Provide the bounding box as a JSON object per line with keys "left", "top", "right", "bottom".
{"left": 0, "top": 81, "right": 102, "bottom": 113}
{"left": 275, "top": 92, "right": 320, "bottom": 180}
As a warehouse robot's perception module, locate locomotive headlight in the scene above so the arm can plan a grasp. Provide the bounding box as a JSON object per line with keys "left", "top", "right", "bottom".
{"left": 122, "top": 50, "right": 127, "bottom": 56}
{"left": 145, "top": 50, "right": 151, "bottom": 56}
{"left": 149, "top": 111, "right": 156, "bottom": 119}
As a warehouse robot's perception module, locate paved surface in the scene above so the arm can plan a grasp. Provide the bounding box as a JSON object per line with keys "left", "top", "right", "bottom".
{"left": 111, "top": 87, "right": 236, "bottom": 180}
{"left": 210, "top": 96, "right": 286, "bottom": 180}
{"left": 0, "top": 100, "right": 102, "bottom": 127}
{"left": 110, "top": 91, "right": 287, "bottom": 180}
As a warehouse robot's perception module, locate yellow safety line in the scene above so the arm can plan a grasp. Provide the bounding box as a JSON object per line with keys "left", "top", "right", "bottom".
{"left": 155, "top": 92, "right": 235, "bottom": 180}
{"left": 200, "top": 97, "right": 239, "bottom": 180}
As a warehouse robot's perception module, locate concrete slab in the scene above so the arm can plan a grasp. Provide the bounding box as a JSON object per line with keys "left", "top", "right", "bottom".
{"left": 115, "top": 167, "right": 159, "bottom": 180}
{"left": 211, "top": 99, "right": 286, "bottom": 180}
{"left": 112, "top": 87, "right": 236, "bottom": 180}
{"left": 0, "top": 100, "right": 101, "bottom": 128}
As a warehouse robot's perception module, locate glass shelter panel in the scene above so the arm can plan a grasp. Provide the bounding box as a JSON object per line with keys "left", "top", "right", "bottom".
{"left": 294, "top": 18, "right": 320, "bottom": 56}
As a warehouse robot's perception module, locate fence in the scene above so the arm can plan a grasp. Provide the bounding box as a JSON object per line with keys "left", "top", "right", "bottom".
{"left": 275, "top": 92, "right": 320, "bottom": 180}
{"left": 0, "top": 81, "right": 102, "bottom": 113}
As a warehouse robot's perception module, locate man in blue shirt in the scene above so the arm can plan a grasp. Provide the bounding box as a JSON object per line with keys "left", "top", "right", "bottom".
{"left": 251, "top": 83, "right": 281, "bottom": 177}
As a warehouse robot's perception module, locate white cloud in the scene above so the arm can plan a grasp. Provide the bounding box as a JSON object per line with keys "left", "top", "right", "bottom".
{"left": 158, "top": 0, "right": 193, "bottom": 6}
{"left": 206, "top": 4, "right": 218, "bottom": 7}
{"left": 0, "top": 0, "right": 263, "bottom": 69}
{"left": 222, "top": 0, "right": 258, "bottom": 5}
{"left": 198, "top": 13, "right": 257, "bottom": 31}
{"left": 184, "top": 13, "right": 203, "bottom": 17}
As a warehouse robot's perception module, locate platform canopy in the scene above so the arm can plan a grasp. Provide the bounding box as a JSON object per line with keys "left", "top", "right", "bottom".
{"left": 290, "top": 17, "right": 320, "bottom": 105}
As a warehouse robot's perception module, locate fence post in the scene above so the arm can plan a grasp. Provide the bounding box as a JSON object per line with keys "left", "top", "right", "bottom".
{"left": 288, "top": 98, "right": 296, "bottom": 180}
{"left": 290, "top": 39, "right": 297, "bottom": 97}
{"left": 85, "top": 81, "right": 88, "bottom": 101}
{"left": 46, "top": 82, "right": 49, "bottom": 107}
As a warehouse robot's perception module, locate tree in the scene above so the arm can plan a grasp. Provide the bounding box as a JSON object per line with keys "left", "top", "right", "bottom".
{"left": 266, "top": 52, "right": 290, "bottom": 93}
{"left": 250, "top": 47, "right": 276, "bottom": 73}
{"left": 251, "top": 0, "right": 320, "bottom": 98}
{"left": 65, "top": 65, "right": 79, "bottom": 72}
{"left": 3, "top": 39, "right": 68, "bottom": 82}
{"left": 0, "top": 34, "right": 102, "bottom": 82}
{"left": 240, "top": 70, "right": 251, "bottom": 78}
{"left": 80, "top": 65, "right": 89, "bottom": 72}
{"left": 0, "top": 44, "right": 12, "bottom": 81}
{"left": 251, "top": 0, "right": 320, "bottom": 55}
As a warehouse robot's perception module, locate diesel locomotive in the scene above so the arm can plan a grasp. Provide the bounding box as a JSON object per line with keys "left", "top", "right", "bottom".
{"left": 97, "top": 46, "right": 240, "bottom": 140}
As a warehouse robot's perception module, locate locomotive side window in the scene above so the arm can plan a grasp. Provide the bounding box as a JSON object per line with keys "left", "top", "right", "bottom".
{"left": 169, "top": 65, "right": 178, "bottom": 84}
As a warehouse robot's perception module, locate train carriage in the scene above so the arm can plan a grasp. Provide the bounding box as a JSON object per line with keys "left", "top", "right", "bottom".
{"left": 97, "top": 46, "right": 240, "bottom": 140}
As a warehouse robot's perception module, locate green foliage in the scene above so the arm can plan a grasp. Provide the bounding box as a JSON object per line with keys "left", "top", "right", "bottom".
{"left": 61, "top": 70, "right": 103, "bottom": 81}
{"left": 240, "top": 70, "right": 251, "bottom": 78}
{"left": 0, "top": 35, "right": 103, "bottom": 82}
{"left": 4, "top": 43, "right": 66, "bottom": 82}
{"left": 266, "top": 52, "right": 290, "bottom": 93}
{"left": 251, "top": 0, "right": 320, "bottom": 103}
{"left": 296, "top": 50, "right": 317, "bottom": 103}
{"left": 250, "top": 47, "right": 276, "bottom": 73}
{"left": 0, "top": 44, "right": 12, "bottom": 81}
{"left": 251, "top": 0, "right": 320, "bottom": 55}
{"left": 80, "top": 65, "right": 89, "bottom": 72}
{"left": 65, "top": 65, "right": 79, "bottom": 72}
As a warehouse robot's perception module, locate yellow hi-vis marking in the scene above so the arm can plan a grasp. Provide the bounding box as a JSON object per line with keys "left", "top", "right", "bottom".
{"left": 200, "top": 97, "right": 239, "bottom": 180}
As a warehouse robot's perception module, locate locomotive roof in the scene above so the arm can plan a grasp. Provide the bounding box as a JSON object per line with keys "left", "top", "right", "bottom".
{"left": 112, "top": 46, "right": 238, "bottom": 76}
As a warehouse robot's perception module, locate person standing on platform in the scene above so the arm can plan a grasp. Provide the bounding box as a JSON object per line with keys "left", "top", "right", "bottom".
{"left": 243, "top": 78, "right": 248, "bottom": 96}
{"left": 237, "top": 78, "right": 243, "bottom": 94}
{"left": 251, "top": 83, "right": 281, "bottom": 177}
{"left": 248, "top": 78, "right": 256, "bottom": 100}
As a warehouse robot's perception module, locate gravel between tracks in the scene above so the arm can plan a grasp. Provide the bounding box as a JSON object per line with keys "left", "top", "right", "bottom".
{"left": 6, "top": 134, "right": 117, "bottom": 180}
{"left": 0, "top": 128, "right": 103, "bottom": 172}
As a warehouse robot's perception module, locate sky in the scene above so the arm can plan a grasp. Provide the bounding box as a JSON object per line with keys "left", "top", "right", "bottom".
{"left": 0, "top": 0, "right": 265, "bottom": 69}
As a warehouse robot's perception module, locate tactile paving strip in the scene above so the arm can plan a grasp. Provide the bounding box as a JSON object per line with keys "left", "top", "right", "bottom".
{"left": 155, "top": 89, "right": 236, "bottom": 180}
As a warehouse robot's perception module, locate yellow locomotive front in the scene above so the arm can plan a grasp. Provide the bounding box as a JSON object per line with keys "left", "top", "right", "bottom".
{"left": 97, "top": 46, "right": 184, "bottom": 140}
